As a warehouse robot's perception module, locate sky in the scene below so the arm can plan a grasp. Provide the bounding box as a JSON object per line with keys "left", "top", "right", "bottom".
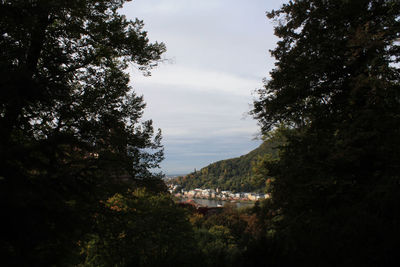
{"left": 121, "top": 0, "right": 287, "bottom": 175}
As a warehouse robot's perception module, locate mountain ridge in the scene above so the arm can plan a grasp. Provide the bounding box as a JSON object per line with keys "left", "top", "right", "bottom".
{"left": 171, "top": 136, "right": 282, "bottom": 192}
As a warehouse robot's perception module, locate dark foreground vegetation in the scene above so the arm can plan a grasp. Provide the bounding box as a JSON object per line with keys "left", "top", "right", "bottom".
{"left": 1, "top": 0, "right": 399, "bottom": 266}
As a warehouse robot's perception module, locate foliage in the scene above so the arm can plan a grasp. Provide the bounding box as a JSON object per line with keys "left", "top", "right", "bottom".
{"left": 189, "top": 206, "right": 251, "bottom": 267}
{"left": 183, "top": 200, "right": 288, "bottom": 267}
{"left": 0, "top": 0, "right": 166, "bottom": 265}
{"left": 253, "top": 0, "right": 400, "bottom": 265}
{"left": 79, "top": 189, "right": 198, "bottom": 267}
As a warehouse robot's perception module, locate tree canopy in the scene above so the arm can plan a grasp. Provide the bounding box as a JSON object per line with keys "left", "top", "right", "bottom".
{"left": 253, "top": 0, "right": 400, "bottom": 265}
{"left": 0, "top": 0, "right": 167, "bottom": 265}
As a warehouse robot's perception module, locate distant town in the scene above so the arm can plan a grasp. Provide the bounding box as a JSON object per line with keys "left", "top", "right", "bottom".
{"left": 168, "top": 184, "right": 270, "bottom": 201}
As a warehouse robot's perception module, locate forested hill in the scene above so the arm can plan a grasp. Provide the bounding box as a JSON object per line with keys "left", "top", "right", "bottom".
{"left": 172, "top": 135, "right": 282, "bottom": 192}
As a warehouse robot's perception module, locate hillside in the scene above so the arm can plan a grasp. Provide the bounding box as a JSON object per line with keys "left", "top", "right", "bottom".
{"left": 172, "top": 135, "right": 283, "bottom": 192}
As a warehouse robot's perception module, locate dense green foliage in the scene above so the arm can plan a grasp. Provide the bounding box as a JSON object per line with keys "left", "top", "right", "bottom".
{"left": 253, "top": 0, "right": 400, "bottom": 266}
{"left": 172, "top": 132, "right": 284, "bottom": 192}
{"left": 187, "top": 201, "right": 278, "bottom": 267}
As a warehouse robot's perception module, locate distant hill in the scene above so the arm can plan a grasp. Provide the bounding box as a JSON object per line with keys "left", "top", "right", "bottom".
{"left": 171, "top": 135, "right": 283, "bottom": 192}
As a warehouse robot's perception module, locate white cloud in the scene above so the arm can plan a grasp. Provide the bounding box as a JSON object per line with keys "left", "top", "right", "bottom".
{"left": 132, "top": 65, "right": 260, "bottom": 96}
{"left": 129, "top": 0, "right": 221, "bottom": 16}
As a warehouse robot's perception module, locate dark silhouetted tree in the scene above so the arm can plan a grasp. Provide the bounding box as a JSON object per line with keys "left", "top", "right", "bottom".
{"left": 0, "top": 0, "right": 166, "bottom": 265}
{"left": 253, "top": 0, "right": 400, "bottom": 266}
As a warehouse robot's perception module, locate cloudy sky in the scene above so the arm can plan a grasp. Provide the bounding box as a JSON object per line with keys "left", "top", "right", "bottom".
{"left": 122, "top": 0, "right": 287, "bottom": 174}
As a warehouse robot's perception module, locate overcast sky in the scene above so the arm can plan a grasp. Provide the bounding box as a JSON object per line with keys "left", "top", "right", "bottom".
{"left": 122, "top": 0, "right": 287, "bottom": 174}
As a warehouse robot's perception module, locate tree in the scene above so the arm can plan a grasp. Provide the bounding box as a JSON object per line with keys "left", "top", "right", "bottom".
{"left": 79, "top": 189, "right": 199, "bottom": 267}
{"left": 253, "top": 0, "right": 400, "bottom": 265}
{"left": 0, "top": 0, "right": 166, "bottom": 265}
